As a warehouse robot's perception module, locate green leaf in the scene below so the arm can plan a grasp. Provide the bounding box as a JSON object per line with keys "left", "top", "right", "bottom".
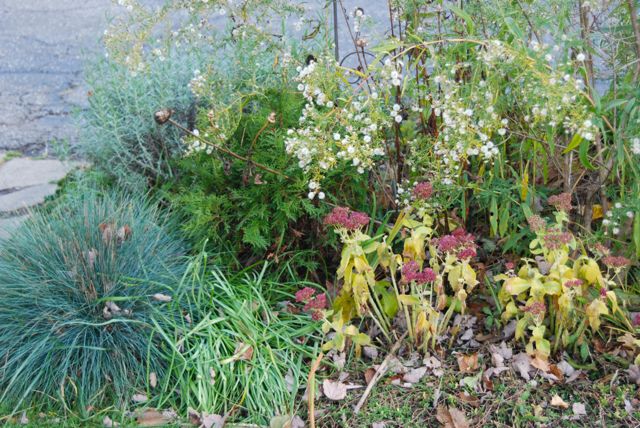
{"left": 563, "top": 133, "right": 583, "bottom": 154}
{"left": 578, "top": 138, "right": 596, "bottom": 170}
{"left": 489, "top": 197, "right": 498, "bottom": 237}
{"left": 499, "top": 202, "right": 510, "bottom": 237}
{"left": 448, "top": 5, "right": 475, "bottom": 34}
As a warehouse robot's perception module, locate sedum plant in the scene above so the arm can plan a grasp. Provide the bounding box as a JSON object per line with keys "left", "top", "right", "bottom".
{"left": 317, "top": 183, "right": 479, "bottom": 353}
{"left": 0, "top": 190, "right": 185, "bottom": 411}
{"left": 497, "top": 193, "right": 634, "bottom": 361}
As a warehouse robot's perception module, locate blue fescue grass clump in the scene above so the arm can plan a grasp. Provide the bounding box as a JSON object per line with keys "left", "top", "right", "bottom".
{"left": 152, "top": 253, "right": 321, "bottom": 424}
{"left": 0, "top": 189, "right": 186, "bottom": 411}
{"left": 80, "top": 50, "right": 208, "bottom": 189}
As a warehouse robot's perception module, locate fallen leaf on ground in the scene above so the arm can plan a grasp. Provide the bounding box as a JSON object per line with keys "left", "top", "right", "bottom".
{"left": 403, "top": 367, "right": 428, "bottom": 384}
{"left": 436, "top": 405, "right": 470, "bottom": 428}
{"left": 136, "top": 409, "right": 175, "bottom": 427}
{"left": 626, "top": 365, "right": 640, "bottom": 385}
{"left": 551, "top": 394, "right": 569, "bottom": 409}
{"left": 572, "top": 402, "right": 587, "bottom": 417}
{"left": 424, "top": 355, "right": 442, "bottom": 369}
{"left": 233, "top": 342, "right": 254, "bottom": 361}
{"left": 152, "top": 293, "right": 172, "bottom": 303}
{"left": 131, "top": 394, "right": 148, "bottom": 403}
{"left": 270, "top": 415, "right": 305, "bottom": 428}
{"left": 457, "top": 391, "right": 480, "bottom": 407}
{"left": 200, "top": 413, "right": 225, "bottom": 428}
{"left": 364, "top": 367, "right": 376, "bottom": 385}
{"left": 456, "top": 353, "right": 479, "bottom": 373}
{"left": 512, "top": 353, "right": 532, "bottom": 381}
{"left": 149, "top": 372, "right": 157, "bottom": 388}
{"left": 371, "top": 423, "right": 386, "bottom": 428}
{"left": 530, "top": 356, "right": 550, "bottom": 372}
{"left": 103, "top": 416, "right": 119, "bottom": 427}
{"left": 363, "top": 346, "right": 379, "bottom": 360}
{"left": 322, "top": 379, "right": 347, "bottom": 401}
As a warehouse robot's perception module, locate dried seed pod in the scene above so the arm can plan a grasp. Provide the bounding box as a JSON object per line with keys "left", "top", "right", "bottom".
{"left": 154, "top": 108, "right": 173, "bottom": 125}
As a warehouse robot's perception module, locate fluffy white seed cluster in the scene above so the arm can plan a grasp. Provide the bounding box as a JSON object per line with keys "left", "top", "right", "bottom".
{"left": 632, "top": 138, "right": 640, "bottom": 155}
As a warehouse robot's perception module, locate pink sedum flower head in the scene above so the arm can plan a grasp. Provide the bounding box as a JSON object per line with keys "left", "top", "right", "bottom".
{"left": 548, "top": 192, "right": 573, "bottom": 212}
{"left": 413, "top": 182, "right": 434, "bottom": 200}
{"left": 565, "top": 279, "right": 584, "bottom": 288}
{"left": 527, "top": 215, "right": 546, "bottom": 233}
{"left": 602, "top": 255, "right": 631, "bottom": 269}
{"left": 402, "top": 260, "right": 437, "bottom": 284}
{"left": 303, "top": 293, "right": 327, "bottom": 320}
{"left": 324, "top": 206, "right": 370, "bottom": 230}
{"left": 295, "top": 287, "right": 316, "bottom": 303}
{"left": 435, "top": 228, "right": 477, "bottom": 260}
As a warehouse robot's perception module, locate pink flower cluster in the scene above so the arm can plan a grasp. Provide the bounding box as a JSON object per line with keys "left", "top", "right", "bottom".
{"left": 324, "top": 206, "right": 370, "bottom": 230}
{"left": 527, "top": 215, "right": 546, "bottom": 233}
{"left": 543, "top": 229, "right": 573, "bottom": 250}
{"left": 602, "top": 255, "right": 631, "bottom": 269}
{"left": 548, "top": 192, "right": 573, "bottom": 212}
{"left": 523, "top": 301, "right": 546, "bottom": 316}
{"left": 413, "top": 182, "right": 433, "bottom": 200}
{"left": 402, "top": 260, "right": 436, "bottom": 284}
{"left": 295, "top": 287, "right": 327, "bottom": 320}
{"left": 434, "top": 228, "right": 477, "bottom": 260}
{"left": 564, "top": 279, "right": 583, "bottom": 288}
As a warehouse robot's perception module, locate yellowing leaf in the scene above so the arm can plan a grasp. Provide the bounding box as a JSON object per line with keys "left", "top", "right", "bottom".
{"left": 504, "top": 277, "right": 531, "bottom": 295}
{"left": 586, "top": 299, "right": 609, "bottom": 331}
{"left": 398, "top": 295, "right": 421, "bottom": 306}
{"left": 591, "top": 204, "right": 603, "bottom": 220}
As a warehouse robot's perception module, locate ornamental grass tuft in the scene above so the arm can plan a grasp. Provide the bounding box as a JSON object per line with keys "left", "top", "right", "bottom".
{"left": 0, "top": 190, "right": 185, "bottom": 411}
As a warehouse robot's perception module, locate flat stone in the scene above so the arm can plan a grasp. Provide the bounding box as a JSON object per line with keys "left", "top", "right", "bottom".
{"left": 0, "top": 215, "right": 29, "bottom": 240}
{"left": 0, "top": 183, "right": 57, "bottom": 213}
{"left": 0, "top": 158, "right": 78, "bottom": 190}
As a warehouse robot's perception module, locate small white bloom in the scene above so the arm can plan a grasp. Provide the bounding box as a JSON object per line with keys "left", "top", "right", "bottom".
{"left": 395, "top": 115, "right": 403, "bottom": 123}
{"left": 308, "top": 192, "right": 315, "bottom": 200}
{"left": 576, "top": 53, "right": 586, "bottom": 62}
{"left": 613, "top": 227, "right": 620, "bottom": 235}
{"left": 615, "top": 202, "right": 622, "bottom": 209}
{"left": 627, "top": 211, "right": 634, "bottom": 219}
{"left": 318, "top": 191, "right": 325, "bottom": 200}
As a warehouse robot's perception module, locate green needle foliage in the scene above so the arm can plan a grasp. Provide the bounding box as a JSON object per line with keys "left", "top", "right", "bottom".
{"left": 152, "top": 253, "right": 321, "bottom": 424}
{"left": 0, "top": 190, "right": 186, "bottom": 412}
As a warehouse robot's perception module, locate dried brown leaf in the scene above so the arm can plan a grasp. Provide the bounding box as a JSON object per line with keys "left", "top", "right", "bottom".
{"left": 551, "top": 394, "right": 569, "bottom": 409}
{"left": 403, "top": 367, "right": 428, "bottom": 384}
{"left": 322, "top": 379, "right": 347, "bottom": 401}
{"left": 149, "top": 372, "right": 157, "bottom": 388}
{"left": 136, "top": 409, "right": 173, "bottom": 427}
{"left": 456, "top": 353, "right": 479, "bottom": 373}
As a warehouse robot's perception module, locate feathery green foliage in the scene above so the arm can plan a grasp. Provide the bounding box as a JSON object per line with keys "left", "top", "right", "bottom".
{"left": 162, "top": 88, "right": 370, "bottom": 269}
{"left": 151, "top": 253, "right": 321, "bottom": 424}
{"left": 0, "top": 190, "right": 185, "bottom": 411}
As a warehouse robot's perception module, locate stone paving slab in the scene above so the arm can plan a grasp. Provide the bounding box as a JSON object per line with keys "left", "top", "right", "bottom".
{"left": 0, "top": 158, "right": 80, "bottom": 190}
{"left": 0, "top": 183, "right": 57, "bottom": 213}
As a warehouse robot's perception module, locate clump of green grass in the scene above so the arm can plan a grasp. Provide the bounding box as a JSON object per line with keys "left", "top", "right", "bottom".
{"left": 0, "top": 189, "right": 186, "bottom": 412}
{"left": 152, "top": 253, "right": 321, "bottom": 424}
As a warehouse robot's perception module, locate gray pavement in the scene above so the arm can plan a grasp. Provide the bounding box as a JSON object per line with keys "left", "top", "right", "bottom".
{"left": 0, "top": 0, "right": 389, "bottom": 154}
{"left": 0, "top": 0, "right": 119, "bottom": 154}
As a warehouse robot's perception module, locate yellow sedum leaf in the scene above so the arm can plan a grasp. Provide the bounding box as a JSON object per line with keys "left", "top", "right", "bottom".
{"left": 586, "top": 299, "right": 609, "bottom": 331}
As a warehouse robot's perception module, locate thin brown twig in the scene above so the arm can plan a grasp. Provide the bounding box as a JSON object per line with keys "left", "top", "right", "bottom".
{"left": 353, "top": 331, "right": 407, "bottom": 414}
{"left": 307, "top": 352, "right": 324, "bottom": 428}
